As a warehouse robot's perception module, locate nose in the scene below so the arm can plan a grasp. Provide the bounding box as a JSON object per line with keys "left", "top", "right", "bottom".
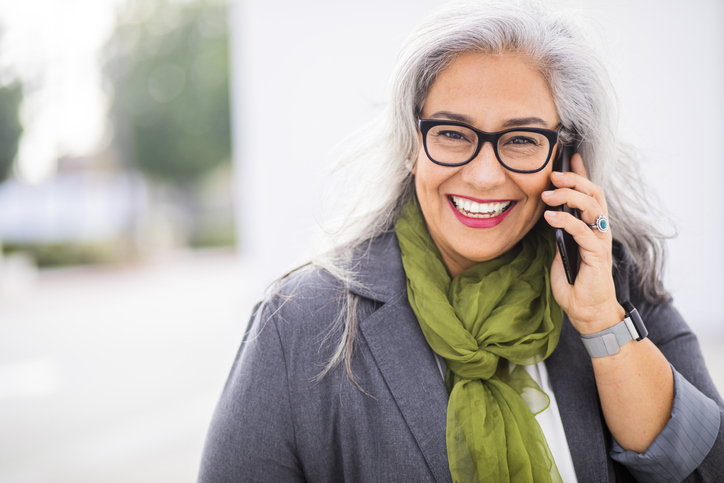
{"left": 459, "top": 141, "right": 507, "bottom": 189}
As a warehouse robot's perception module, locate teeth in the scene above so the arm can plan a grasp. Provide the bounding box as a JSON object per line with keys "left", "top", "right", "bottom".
{"left": 450, "top": 196, "right": 511, "bottom": 218}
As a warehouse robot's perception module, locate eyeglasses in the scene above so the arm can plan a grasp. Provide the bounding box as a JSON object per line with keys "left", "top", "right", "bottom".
{"left": 418, "top": 119, "right": 560, "bottom": 173}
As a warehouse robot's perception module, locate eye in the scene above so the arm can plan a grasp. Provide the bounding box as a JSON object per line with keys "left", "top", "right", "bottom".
{"left": 433, "top": 129, "right": 473, "bottom": 143}
{"left": 442, "top": 130, "right": 466, "bottom": 140}
{"left": 505, "top": 135, "right": 540, "bottom": 146}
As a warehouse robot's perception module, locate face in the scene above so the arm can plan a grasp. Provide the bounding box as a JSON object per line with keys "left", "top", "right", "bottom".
{"left": 414, "top": 52, "right": 560, "bottom": 277}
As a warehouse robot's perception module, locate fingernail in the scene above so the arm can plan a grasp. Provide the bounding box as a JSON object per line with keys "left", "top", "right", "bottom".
{"left": 552, "top": 171, "right": 565, "bottom": 176}
{"left": 542, "top": 190, "right": 554, "bottom": 197}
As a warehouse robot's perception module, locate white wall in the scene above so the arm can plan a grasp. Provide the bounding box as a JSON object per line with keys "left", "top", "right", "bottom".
{"left": 230, "top": 0, "right": 724, "bottom": 335}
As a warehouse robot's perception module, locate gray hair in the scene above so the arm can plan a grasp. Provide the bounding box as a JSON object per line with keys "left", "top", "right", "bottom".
{"left": 307, "top": 0, "right": 670, "bottom": 386}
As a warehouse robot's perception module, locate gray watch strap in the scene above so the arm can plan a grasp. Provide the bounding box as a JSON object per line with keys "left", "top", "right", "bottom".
{"left": 580, "top": 316, "right": 640, "bottom": 357}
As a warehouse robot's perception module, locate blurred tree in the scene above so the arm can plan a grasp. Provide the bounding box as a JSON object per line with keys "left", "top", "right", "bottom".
{"left": 0, "top": 27, "right": 24, "bottom": 260}
{"left": 102, "top": 0, "right": 231, "bottom": 186}
{"left": 0, "top": 81, "right": 23, "bottom": 183}
{"left": 0, "top": 24, "right": 24, "bottom": 183}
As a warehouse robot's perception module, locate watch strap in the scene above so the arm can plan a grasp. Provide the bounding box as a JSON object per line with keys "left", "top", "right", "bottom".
{"left": 580, "top": 318, "right": 639, "bottom": 357}
{"left": 580, "top": 302, "right": 647, "bottom": 358}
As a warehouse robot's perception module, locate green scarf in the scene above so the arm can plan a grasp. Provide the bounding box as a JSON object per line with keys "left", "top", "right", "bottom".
{"left": 395, "top": 200, "right": 564, "bottom": 483}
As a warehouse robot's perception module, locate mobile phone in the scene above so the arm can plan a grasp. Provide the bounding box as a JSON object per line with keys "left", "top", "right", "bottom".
{"left": 552, "top": 144, "right": 580, "bottom": 285}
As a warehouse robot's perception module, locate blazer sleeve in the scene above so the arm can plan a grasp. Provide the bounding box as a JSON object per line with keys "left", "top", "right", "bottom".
{"left": 609, "top": 248, "right": 724, "bottom": 482}
{"left": 610, "top": 364, "right": 721, "bottom": 482}
{"left": 641, "top": 301, "right": 724, "bottom": 482}
{"left": 198, "top": 301, "right": 305, "bottom": 482}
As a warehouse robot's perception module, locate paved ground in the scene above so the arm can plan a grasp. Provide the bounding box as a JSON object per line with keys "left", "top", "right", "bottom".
{"left": 0, "top": 250, "right": 261, "bottom": 483}
{"left": 0, "top": 250, "right": 722, "bottom": 482}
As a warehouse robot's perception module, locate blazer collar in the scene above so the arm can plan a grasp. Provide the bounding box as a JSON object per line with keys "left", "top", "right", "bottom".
{"left": 347, "top": 230, "right": 409, "bottom": 304}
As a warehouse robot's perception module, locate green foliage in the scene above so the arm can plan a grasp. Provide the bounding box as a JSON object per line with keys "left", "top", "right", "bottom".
{"left": 0, "top": 82, "right": 23, "bottom": 183}
{"left": 103, "top": 0, "right": 231, "bottom": 185}
{"left": 3, "top": 241, "right": 121, "bottom": 268}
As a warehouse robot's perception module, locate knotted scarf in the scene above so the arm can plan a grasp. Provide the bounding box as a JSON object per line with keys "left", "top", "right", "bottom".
{"left": 395, "top": 199, "right": 564, "bottom": 483}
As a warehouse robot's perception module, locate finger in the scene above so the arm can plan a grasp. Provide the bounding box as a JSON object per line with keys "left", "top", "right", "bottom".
{"left": 543, "top": 209, "right": 607, "bottom": 254}
{"left": 542, "top": 188, "right": 608, "bottom": 227}
{"left": 549, "top": 171, "right": 608, "bottom": 213}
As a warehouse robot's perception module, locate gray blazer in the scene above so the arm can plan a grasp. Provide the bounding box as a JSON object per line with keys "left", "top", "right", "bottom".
{"left": 199, "top": 231, "right": 724, "bottom": 482}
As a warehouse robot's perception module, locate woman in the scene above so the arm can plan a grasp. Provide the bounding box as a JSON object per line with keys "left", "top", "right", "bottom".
{"left": 199, "top": 1, "right": 723, "bottom": 481}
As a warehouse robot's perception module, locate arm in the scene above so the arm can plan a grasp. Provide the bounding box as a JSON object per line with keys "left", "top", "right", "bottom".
{"left": 609, "top": 300, "right": 723, "bottom": 482}
{"left": 543, "top": 154, "right": 723, "bottom": 479}
{"left": 543, "top": 154, "right": 674, "bottom": 452}
{"left": 610, "top": 367, "right": 721, "bottom": 482}
{"left": 198, "top": 302, "right": 305, "bottom": 482}
{"left": 589, "top": 326, "right": 674, "bottom": 453}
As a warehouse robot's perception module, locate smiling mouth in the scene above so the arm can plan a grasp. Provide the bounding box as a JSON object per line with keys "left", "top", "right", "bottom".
{"left": 449, "top": 195, "right": 513, "bottom": 219}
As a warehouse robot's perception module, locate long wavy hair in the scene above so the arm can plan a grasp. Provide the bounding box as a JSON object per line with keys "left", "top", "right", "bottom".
{"left": 289, "top": 0, "right": 671, "bottom": 386}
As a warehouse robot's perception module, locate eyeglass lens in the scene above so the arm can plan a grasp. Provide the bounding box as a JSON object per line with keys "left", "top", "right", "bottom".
{"left": 425, "top": 124, "right": 552, "bottom": 171}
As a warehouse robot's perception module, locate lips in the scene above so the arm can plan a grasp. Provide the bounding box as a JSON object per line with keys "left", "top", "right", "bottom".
{"left": 447, "top": 195, "right": 515, "bottom": 228}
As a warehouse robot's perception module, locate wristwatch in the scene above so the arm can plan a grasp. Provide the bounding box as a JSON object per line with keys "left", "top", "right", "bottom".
{"left": 580, "top": 301, "right": 648, "bottom": 358}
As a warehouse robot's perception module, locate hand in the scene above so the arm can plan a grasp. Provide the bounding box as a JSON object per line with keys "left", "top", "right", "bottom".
{"left": 542, "top": 153, "right": 625, "bottom": 334}
{"left": 543, "top": 155, "right": 675, "bottom": 453}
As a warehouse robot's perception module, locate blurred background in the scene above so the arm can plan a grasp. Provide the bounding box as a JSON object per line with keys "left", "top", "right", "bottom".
{"left": 0, "top": 0, "right": 722, "bottom": 481}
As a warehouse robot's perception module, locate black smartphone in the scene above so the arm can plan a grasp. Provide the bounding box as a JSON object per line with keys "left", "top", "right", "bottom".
{"left": 552, "top": 144, "right": 580, "bottom": 285}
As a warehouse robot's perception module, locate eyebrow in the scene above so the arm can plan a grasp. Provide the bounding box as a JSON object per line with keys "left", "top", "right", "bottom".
{"left": 501, "top": 117, "right": 549, "bottom": 128}
{"left": 428, "top": 111, "right": 551, "bottom": 129}
{"left": 429, "top": 111, "right": 476, "bottom": 124}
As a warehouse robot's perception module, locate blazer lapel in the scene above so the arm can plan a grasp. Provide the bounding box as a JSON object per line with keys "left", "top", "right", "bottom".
{"left": 351, "top": 231, "right": 452, "bottom": 483}
{"left": 546, "top": 316, "right": 613, "bottom": 482}
{"left": 360, "top": 298, "right": 452, "bottom": 483}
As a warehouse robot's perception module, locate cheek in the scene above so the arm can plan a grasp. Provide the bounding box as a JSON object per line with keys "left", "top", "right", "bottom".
{"left": 518, "top": 173, "right": 551, "bottom": 211}
{"left": 411, "top": 151, "right": 422, "bottom": 176}
{"left": 414, "top": 154, "right": 443, "bottom": 195}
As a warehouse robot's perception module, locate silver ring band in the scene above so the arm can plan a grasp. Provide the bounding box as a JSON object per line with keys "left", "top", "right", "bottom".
{"left": 588, "top": 215, "right": 609, "bottom": 233}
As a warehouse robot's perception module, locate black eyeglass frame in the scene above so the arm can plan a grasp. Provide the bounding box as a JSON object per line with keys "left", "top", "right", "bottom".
{"left": 418, "top": 119, "right": 561, "bottom": 173}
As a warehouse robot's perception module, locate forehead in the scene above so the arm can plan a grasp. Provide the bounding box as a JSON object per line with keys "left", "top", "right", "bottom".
{"left": 421, "top": 52, "right": 559, "bottom": 128}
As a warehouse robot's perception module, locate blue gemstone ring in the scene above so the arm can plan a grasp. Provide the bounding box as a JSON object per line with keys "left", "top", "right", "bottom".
{"left": 589, "top": 215, "right": 609, "bottom": 233}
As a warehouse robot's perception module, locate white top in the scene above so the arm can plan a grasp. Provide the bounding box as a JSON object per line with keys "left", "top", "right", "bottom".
{"left": 434, "top": 356, "right": 579, "bottom": 482}
{"left": 519, "top": 361, "right": 579, "bottom": 483}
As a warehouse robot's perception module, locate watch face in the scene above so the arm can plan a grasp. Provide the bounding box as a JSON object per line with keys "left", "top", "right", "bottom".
{"left": 626, "top": 305, "right": 648, "bottom": 341}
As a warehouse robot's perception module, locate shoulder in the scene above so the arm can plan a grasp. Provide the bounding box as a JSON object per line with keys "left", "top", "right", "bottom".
{"left": 251, "top": 230, "right": 406, "bottom": 357}
{"left": 263, "top": 230, "right": 406, "bottom": 316}
{"left": 248, "top": 266, "right": 347, "bottom": 367}
{"left": 264, "top": 265, "right": 347, "bottom": 324}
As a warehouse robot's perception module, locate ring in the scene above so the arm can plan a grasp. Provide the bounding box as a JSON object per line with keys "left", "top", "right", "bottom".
{"left": 588, "top": 215, "right": 609, "bottom": 233}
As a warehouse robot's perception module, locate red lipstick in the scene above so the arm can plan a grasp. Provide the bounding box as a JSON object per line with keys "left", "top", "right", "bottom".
{"left": 447, "top": 196, "right": 515, "bottom": 228}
